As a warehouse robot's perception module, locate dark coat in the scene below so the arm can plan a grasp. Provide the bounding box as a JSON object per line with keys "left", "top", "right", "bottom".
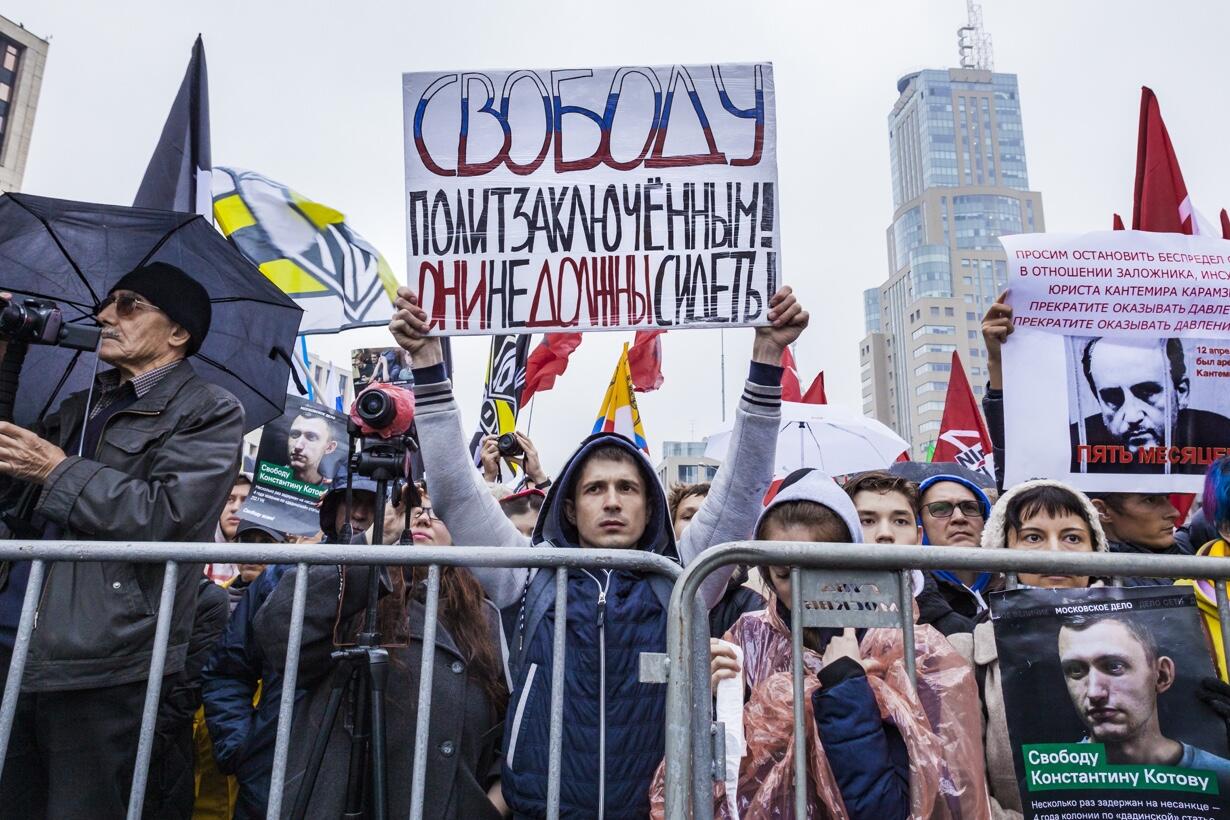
{"left": 1108, "top": 538, "right": 1193, "bottom": 586}
{"left": 200, "top": 565, "right": 296, "bottom": 819}
{"left": 708, "top": 577, "right": 765, "bottom": 639}
{"left": 926, "top": 571, "right": 1003, "bottom": 624}
{"left": 914, "top": 571, "right": 980, "bottom": 636}
{"left": 1068, "top": 408, "right": 1230, "bottom": 474}
{"left": 144, "top": 578, "right": 229, "bottom": 820}
{"left": 254, "top": 564, "right": 504, "bottom": 820}
{"left": 1, "top": 361, "right": 244, "bottom": 691}
{"left": 812, "top": 657, "right": 910, "bottom": 820}
{"left": 502, "top": 434, "right": 679, "bottom": 819}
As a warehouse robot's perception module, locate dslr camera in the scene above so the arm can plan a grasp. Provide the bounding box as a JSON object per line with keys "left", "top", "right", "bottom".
{"left": 497, "top": 432, "right": 524, "bottom": 458}
{"left": 347, "top": 382, "right": 417, "bottom": 481}
{"left": 0, "top": 296, "right": 101, "bottom": 351}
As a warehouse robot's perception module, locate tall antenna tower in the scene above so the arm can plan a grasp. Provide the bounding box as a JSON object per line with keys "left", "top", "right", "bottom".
{"left": 957, "top": 0, "right": 994, "bottom": 70}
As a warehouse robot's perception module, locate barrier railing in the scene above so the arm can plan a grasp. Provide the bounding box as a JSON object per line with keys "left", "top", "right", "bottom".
{"left": 662, "top": 541, "right": 1230, "bottom": 820}
{"left": 5, "top": 541, "right": 1230, "bottom": 819}
{"left": 0, "top": 542, "right": 681, "bottom": 820}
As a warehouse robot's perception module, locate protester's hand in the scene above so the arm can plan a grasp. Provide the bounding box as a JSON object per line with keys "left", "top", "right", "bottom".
{"left": 752, "top": 286, "right": 809, "bottom": 364}
{"left": 389, "top": 287, "right": 443, "bottom": 367}
{"left": 0, "top": 422, "right": 66, "bottom": 484}
{"left": 1198, "top": 677, "right": 1230, "bottom": 744}
{"left": 515, "top": 433, "right": 549, "bottom": 486}
{"left": 820, "top": 627, "right": 862, "bottom": 671}
{"left": 479, "top": 435, "right": 501, "bottom": 482}
{"left": 982, "top": 292, "right": 1013, "bottom": 391}
{"left": 710, "top": 638, "right": 741, "bottom": 690}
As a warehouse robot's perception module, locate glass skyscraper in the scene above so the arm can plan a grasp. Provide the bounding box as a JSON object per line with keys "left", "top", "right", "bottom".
{"left": 860, "top": 67, "right": 1044, "bottom": 457}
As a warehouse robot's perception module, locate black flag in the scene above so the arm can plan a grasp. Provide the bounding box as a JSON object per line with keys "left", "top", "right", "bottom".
{"left": 134, "top": 36, "right": 211, "bottom": 216}
{"left": 469, "top": 334, "right": 532, "bottom": 473}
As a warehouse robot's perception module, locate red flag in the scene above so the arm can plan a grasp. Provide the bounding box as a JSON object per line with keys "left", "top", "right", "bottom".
{"left": 801, "top": 371, "right": 827, "bottom": 405}
{"left": 627, "top": 329, "right": 666, "bottom": 392}
{"left": 1221, "top": 209, "right": 1230, "bottom": 240}
{"left": 780, "top": 346, "right": 801, "bottom": 402}
{"left": 931, "top": 352, "right": 994, "bottom": 478}
{"left": 519, "top": 333, "right": 582, "bottom": 407}
{"left": 1132, "top": 87, "right": 1196, "bottom": 234}
{"left": 1112, "top": 213, "right": 1125, "bottom": 230}
{"left": 1170, "top": 493, "right": 1195, "bottom": 528}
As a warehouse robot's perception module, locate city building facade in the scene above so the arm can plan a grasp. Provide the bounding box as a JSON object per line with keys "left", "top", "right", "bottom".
{"left": 656, "top": 440, "right": 719, "bottom": 488}
{"left": 0, "top": 16, "right": 47, "bottom": 193}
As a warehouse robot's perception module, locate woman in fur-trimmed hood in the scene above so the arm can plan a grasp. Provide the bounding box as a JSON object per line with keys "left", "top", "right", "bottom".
{"left": 951, "top": 478, "right": 1107, "bottom": 819}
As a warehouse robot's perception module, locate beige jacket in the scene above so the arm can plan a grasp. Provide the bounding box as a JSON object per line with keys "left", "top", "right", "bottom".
{"left": 949, "top": 621, "right": 1022, "bottom": 820}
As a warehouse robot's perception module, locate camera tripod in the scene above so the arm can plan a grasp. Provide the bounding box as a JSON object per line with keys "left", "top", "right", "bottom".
{"left": 291, "top": 428, "right": 417, "bottom": 820}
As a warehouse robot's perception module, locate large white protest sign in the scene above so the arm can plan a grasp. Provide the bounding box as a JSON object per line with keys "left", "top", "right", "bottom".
{"left": 1000, "top": 230, "right": 1230, "bottom": 490}
{"left": 402, "top": 64, "right": 780, "bottom": 335}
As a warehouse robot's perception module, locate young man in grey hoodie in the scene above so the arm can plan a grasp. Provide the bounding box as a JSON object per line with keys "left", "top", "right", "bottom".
{"left": 389, "top": 285, "right": 806, "bottom": 818}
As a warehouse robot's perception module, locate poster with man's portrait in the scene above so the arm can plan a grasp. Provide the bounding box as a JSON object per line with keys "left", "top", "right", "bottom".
{"left": 238, "top": 395, "right": 349, "bottom": 536}
{"left": 352, "top": 347, "right": 413, "bottom": 396}
{"left": 999, "top": 230, "right": 1230, "bottom": 492}
{"left": 994, "top": 586, "right": 1230, "bottom": 820}
{"left": 1064, "top": 336, "right": 1230, "bottom": 475}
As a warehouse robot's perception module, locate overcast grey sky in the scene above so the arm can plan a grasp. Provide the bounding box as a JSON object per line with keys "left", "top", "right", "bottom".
{"left": 9, "top": 0, "right": 1230, "bottom": 474}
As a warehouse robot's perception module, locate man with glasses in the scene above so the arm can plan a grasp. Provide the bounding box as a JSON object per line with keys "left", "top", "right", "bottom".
{"left": 0, "top": 262, "right": 244, "bottom": 818}
{"left": 917, "top": 474, "right": 1000, "bottom": 626}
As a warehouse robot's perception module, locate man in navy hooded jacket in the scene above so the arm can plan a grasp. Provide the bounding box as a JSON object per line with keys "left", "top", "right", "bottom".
{"left": 389, "top": 285, "right": 806, "bottom": 818}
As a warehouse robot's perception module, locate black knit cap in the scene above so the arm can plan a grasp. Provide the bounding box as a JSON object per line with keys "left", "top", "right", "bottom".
{"left": 109, "top": 262, "right": 212, "bottom": 355}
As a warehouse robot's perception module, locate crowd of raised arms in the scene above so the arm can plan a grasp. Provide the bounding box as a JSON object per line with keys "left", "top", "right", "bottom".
{"left": 2, "top": 267, "right": 1230, "bottom": 820}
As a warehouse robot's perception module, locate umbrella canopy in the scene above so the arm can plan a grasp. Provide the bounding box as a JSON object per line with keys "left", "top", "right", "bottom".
{"left": 705, "top": 402, "right": 909, "bottom": 477}
{"left": 888, "top": 460, "right": 997, "bottom": 491}
{"left": 0, "top": 193, "right": 302, "bottom": 431}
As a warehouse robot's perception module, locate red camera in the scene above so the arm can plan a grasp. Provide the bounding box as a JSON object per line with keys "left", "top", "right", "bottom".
{"left": 349, "top": 382, "right": 415, "bottom": 439}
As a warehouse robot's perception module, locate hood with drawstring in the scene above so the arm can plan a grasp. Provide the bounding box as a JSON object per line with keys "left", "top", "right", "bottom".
{"left": 754, "top": 468, "right": 865, "bottom": 543}
{"left": 531, "top": 432, "right": 679, "bottom": 561}
{"left": 980, "top": 478, "right": 1110, "bottom": 552}
{"left": 916, "top": 474, "right": 992, "bottom": 545}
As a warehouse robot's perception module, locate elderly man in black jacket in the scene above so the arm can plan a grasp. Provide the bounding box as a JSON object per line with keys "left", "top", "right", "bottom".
{"left": 0, "top": 263, "right": 244, "bottom": 819}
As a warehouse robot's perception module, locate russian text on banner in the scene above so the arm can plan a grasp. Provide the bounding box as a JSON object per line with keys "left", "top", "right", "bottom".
{"left": 402, "top": 63, "right": 781, "bottom": 335}
{"left": 999, "top": 230, "right": 1230, "bottom": 491}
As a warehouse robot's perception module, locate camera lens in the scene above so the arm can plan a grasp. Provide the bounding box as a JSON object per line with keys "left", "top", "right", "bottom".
{"left": 497, "top": 432, "right": 524, "bottom": 457}
{"left": 357, "top": 388, "right": 396, "bottom": 429}
{"left": 0, "top": 301, "right": 27, "bottom": 337}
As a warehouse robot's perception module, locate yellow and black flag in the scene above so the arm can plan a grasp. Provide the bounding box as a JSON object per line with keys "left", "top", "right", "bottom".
{"left": 469, "top": 334, "right": 532, "bottom": 472}
{"left": 212, "top": 167, "right": 398, "bottom": 334}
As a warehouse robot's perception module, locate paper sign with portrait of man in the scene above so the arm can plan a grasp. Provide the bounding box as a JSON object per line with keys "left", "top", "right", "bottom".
{"left": 238, "top": 394, "right": 349, "bottom": 536}
{"left": 994, "top": 586, "right": 1230, "bottom": 820}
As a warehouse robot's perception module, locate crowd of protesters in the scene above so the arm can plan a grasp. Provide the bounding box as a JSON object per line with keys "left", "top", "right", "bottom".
{"left": 0, "top": 268, "right": 1229, "bottom": 818}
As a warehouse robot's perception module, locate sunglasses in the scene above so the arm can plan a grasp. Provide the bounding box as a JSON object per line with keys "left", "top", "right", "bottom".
{"left": 923, "top": 500, "right": 984, "bottom": 519}
{"left": 95, "top": 292, "right": 162, "bottom": 318}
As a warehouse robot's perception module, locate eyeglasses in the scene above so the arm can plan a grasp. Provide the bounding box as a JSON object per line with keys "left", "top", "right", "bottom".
{"left": 923, "top": 500, "right": 984, "bottom": 519}
{"left": 95, "top": 292, "right": 161, "bottom": 318}
{"left": 410, "top": 506, "right": 438, "bottom": 522}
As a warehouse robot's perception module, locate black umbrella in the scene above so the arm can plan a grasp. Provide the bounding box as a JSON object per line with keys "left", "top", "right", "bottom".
{"left": 0, "top": 193, "right": 302, "bottom": 432}
{"left": 888, "top": 460, "right": 997, "bottom": 491}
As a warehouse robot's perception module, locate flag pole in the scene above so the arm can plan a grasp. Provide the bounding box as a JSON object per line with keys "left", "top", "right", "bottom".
{"left": 719, "top": 330, "right": 727, "bottom": 423}
{"left": 298, "top": 336, "right": 314, "bottom": 403}
{"left": 525, "top": 395, "right": 537, "bottom": 436}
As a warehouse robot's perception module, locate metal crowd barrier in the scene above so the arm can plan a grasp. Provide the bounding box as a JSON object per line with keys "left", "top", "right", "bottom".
{"left": 662, "top": 541, "right": 1230, "bottom": 820}
{"left": 6, "top": 541, "right": 1230, "bottom": 820}
{"left": 0, "top": 541, "right": 681, "bottom": 820}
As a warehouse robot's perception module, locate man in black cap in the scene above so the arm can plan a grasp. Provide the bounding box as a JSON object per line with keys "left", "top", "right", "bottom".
{"left": 0, "top": 262, "right": 245, "bottom": 819}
